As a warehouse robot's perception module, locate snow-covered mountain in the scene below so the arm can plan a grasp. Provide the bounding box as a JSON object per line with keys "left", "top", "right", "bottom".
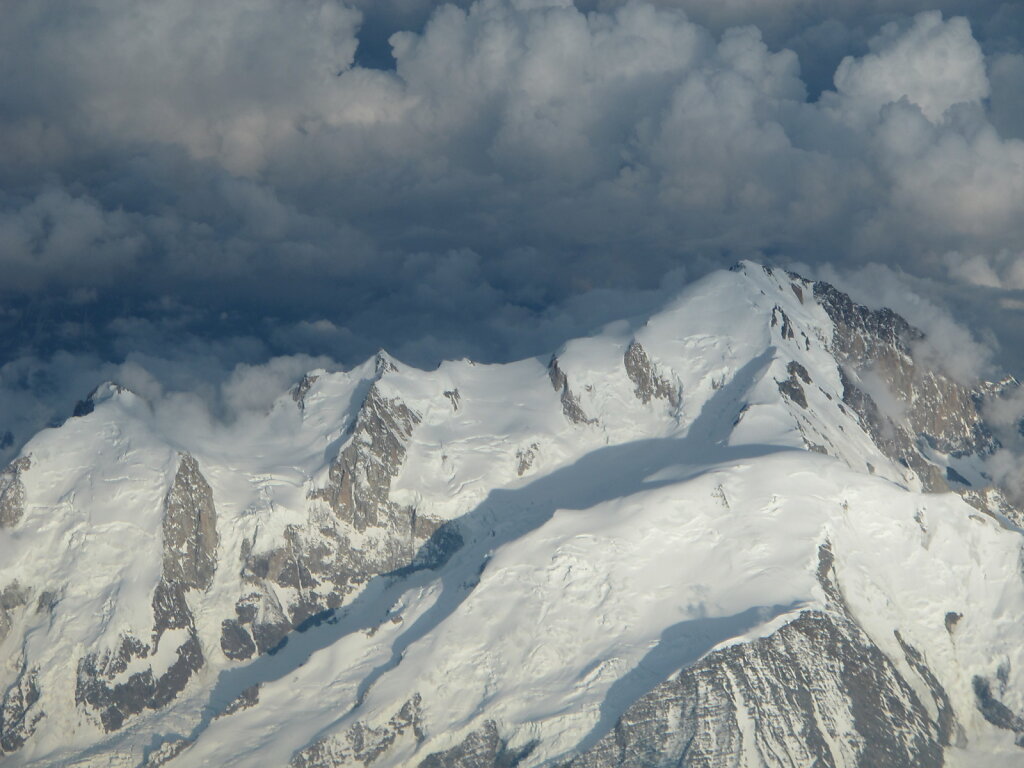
{"left": 3, "top": 262, "right": 1024, "bottom": 767}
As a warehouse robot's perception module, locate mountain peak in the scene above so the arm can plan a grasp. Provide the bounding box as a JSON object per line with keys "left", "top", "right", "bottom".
{"left": 2, "top": 263, "right": 1023, "bottom": 767}
{"left": 71, "top": 381, "right": 138, "bottom": 419}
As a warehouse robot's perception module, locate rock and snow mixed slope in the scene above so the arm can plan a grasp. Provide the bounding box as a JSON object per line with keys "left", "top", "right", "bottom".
{"left": 2, "top": 262, "right": 1024, "bottom": 766}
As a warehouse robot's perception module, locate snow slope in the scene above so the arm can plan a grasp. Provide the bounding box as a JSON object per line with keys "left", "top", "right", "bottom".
{"left": 1, "top": 263, "right": 1023, "bottom": 767}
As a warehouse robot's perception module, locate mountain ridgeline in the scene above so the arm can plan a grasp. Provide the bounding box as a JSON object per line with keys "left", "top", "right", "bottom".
{"left": 1, "top": 263, "right": 1024, "bottom": 767}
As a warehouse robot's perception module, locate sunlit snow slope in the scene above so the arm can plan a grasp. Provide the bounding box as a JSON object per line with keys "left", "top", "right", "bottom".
{"left": 2, "top": 263, "right": 1024, "bottom": 767}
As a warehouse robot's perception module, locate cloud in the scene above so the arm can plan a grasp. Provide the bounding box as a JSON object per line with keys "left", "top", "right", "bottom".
{"left": 0, "top": 189, "right": 143, "bottom": 291}
{"left": 943, "top": 250, "right": 1024, "bottom": 290}
{"left": 830, "top": 11, "right": 988, "bottom": 122}
{"left": 803, "top": 261, "right": 996, "bottom": 386}
{"left": 2, "top": 0, "right": 1024, "bottom": 462}
{"left": 0, "top": 0, "right": 362, "bottom": 174}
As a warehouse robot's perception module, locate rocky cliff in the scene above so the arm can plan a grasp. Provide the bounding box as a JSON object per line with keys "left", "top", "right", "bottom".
{"left": 0, "top": 263, "right": 1022, "bottom": 767}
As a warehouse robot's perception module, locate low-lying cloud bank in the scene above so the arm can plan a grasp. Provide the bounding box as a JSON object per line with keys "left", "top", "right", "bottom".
{"left": 1, "top": 0, "right": 1023, "bottom": 459}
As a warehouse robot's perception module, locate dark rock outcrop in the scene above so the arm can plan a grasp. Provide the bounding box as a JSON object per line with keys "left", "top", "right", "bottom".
{"left": 623, "top": 341, "right": 681, "bottom": 409}
{"left": 0, "top": 457, "right": 29, "bottom": 527}
{"left": 516, "top": 444, "right": 539, "bottom": 476}
{"left": 895, "top": 631, "right": 963, "bottom": 748}
{"left": 218, "top": 684, "right": 260, "bottom": 719}
{"left": 162, "top": 454, "right": 219, "bottom": 591}
{"left": 565, "top": 611, "right": 944, "bottom": 768}
{"left": 0, "top": 665, "right": 42, "bottom": 755}
{"left": 0, "top": 582, "right": 29, "bottom": 645}
{"left": 814, "top": 280, "right": 996, "bottom": 492}
{"left": 778, "top": 360, "right": 811, "bottom": 409}
{"left": 292, "top": 696, "right": 426, "bottom": 767}
{"left": 945, "top": 612, "right": 962, "bottom": 634}
{"left": 973, "top": 676, "right": 1024, "bottom": 746}
{"left": 771, "top": 304, "right": 796, "bottom": 340}
{"left": 549, "top": 358, "right": 596, "bottom": 425}
{"left": 76, "top": 631, "right": 204, "bottom": 733}
{"left": 220, "top": 618, "right": 258, "bottom": 661}
{"left": 419, "top": 721, "right": 535, "bottom": 768}
{"left": 444, "top": 389, "right": 462, "bottom": 411}
{"left": 234, "top": 383, "right": 460, "bottom": 656}
{"left": 223, "top": 587, "right": 293, "bottom": 657}
{"left": 293, "top": 374, "right": 320, "bottom": 412}
{"left": 311, "top": 385, "right": 420, "bottom": 533}
{"left": 77, "top": 454, "right": 217, "bottom": 731}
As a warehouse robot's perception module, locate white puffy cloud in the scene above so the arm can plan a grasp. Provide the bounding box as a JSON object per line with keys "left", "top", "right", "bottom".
{"left": 0, "top": 189, "right": 143, "bottom": 290}
{"left": 0, "top": 0, "right": 361, "bottom": 174}
{"left": 831, "top": 11, "right": 988, "bottom": 122}
{"left": 2, "top": 0, "right": 1024, "bottom": 459}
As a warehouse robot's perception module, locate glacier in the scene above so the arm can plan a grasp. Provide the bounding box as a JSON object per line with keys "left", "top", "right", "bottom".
{"left": 2, "top": 263, "right": 1024, "bottom": 766}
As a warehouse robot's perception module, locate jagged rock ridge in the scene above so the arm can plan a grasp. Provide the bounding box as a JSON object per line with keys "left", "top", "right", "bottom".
{"left": 224, "top": 380, "right": 461, "bottom": 659}
{"left": 0, "top": 263, "right": 1022, "bottom": 767}
{"left": 0, "top": 457, "right": 29, "bottom": 528}
{"left": 814, "top": 279, "right": 996, "bottom": 492}
{"left": 76, "top": 453, "right": 216, "bottom": 732}
{"left": 623, "top": 340, "right": 681, "bottom": 409}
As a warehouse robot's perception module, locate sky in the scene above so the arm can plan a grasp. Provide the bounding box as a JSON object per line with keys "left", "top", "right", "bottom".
{"left": 1, "top": 0, "right": 1024, "bottom": 460}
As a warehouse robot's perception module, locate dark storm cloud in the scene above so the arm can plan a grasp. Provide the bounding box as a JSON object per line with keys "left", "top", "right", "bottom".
{"left": 1, "top": 0, "right": 1024, "bottom": 460}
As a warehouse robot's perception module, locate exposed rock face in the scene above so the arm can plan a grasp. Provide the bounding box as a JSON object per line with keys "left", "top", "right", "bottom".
{"left": 143, "top": 737, "right": 194, "bottom": 768}
{"left": 958, "top": 486, "right": 1024, "bottom": 527}
{"left": 73, "top": 383, "right": 130, "bottom": 420}
{"left": 444, "top": 389, "right": 462, "bottom": 411}
{"left": 973, "top": 676, "right": 1024, "bottom": 746}
{"left": 152, "top": 578, "right": 198, "bottom": 640}
{"left": 0, "top": 590, "right": 36, "bottom": 747}
{"left": 0, "top": 582, "right": 29, "bottom": 645}
{"left": 0, "top": 456, "right": 29, "bottom": 527}
{"left": 0, "top": 665, "right": 42, "bottom": 755}
{"left": 565, "top": 611, "right": 943, "bottom": 768}
{"left": 778, "top": 360, "right": 811, "bottom": 409}
{"left": 293, "top": 374, "right": 320, "bottom": 412}
{"left": 72, "top": 399, "right": 95, "bottom": 418}
{"left": 222, "top": 586, "right": 293, "bottom": 657}
{"left": 549, "top": 357, "right": 596, "bottom": 425}
{"left": 218, "top": 684, "right": 260, "bottom": 719}
{"left": 77, "top": 579, "right": 207, "bottom": 732}
{"left": 291, "top": 695, "right": 425, "bottom": 768}
{"left": 559, "top": 542, "right": 950, "bottom": 768}
{"left": 311, "top": 385, "right": 420, "bottom": 533}
{"left": 76, "top": 630, "right": 204, "bottom": 732}
{"left": 945, "top": 612, "right": 962, "bottom": 634}
{"left": 814, "top": 280, "right": 996, "bottom": 491}
{"left": 623, "top": 341, "right": 681, "bottom": 408}
{"left": 419, "top": 721, "right": 535, "bottom": 768}
{"left": 516, "top": 444, "right": 539, "bottom": 476}
{"left": 9, "top": 265, "right": 1024, "bottom": 766}
{"left": 771, "top": 304, "right": 796, "bottom": 341}
{"left": 229, "top": 384, "right": 462, "bottom": 657}
{"left": 220, "top": 617, "right": 258, "bottom": 660}
{"left": 838, "top": 366, "right": 949, "bottom": 490}
{"left": 895, "top": 631, "right": 963, "bottom": 748}
{"left": 77, "top": 454, "right": 216, "bottom": 731}
{"left": 162, "top": 454, "right": 219, "bottom": 591}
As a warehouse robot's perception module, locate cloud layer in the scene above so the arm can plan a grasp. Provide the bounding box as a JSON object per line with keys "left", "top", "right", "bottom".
{"left": 2, "top": 0, "right": 1024, "bottom": 459}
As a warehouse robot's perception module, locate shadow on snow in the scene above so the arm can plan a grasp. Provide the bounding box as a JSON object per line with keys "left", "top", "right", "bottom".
{"left": 142, "top": 349, "right": 795, "bottom": 764}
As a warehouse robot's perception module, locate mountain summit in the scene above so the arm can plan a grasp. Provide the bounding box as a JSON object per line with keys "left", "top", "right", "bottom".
{"left": 2, "top": 263, "right": 1024, "bottom": 767}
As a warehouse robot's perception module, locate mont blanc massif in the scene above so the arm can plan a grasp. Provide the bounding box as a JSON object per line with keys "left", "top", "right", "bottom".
{"left": 4, "top": 262, "right": 1024, "bottom": 767}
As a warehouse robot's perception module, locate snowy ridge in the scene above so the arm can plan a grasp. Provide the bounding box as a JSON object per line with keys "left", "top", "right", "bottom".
{"left": 1, "top": 263, "right": 1024, "bottom": 766}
